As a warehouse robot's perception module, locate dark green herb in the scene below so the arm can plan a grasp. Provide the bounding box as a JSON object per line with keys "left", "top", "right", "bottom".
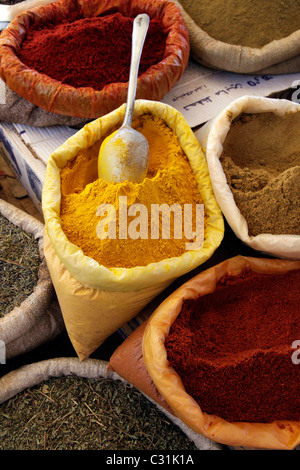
{"left": 0, "top": 213, "right": 41, "bottom": 317}
{"left": 0, "top": 376, "right": 197, "bottom": 450}
{"left": 0, "top": 1, "right": 25, "bottom": 4}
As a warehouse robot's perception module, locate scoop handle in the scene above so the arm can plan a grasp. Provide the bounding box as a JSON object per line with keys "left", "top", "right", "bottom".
{"left": 122, "top": 14, "right": 150, "bottom": 128}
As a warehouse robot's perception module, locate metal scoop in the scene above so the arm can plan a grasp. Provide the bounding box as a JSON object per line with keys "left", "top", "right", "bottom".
{"left": 98, "top": 14, "right": 150, "bottom": 184}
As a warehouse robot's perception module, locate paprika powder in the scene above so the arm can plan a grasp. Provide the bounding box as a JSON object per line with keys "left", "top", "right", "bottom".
{"left": 165, "top": 268, "right": 300, "bottom": 423}
{"left": 17, "top": 13, "right": 166, "bottom": 91}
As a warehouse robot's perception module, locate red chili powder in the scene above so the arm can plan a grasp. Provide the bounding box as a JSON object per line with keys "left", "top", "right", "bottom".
{"left": 165, "top": 268, "right": 300, "bottom": 423}
{"left": 17, "top": 13, "right": 166, "bottom": 91}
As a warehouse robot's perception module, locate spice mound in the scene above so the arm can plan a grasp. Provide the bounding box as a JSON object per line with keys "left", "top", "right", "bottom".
{"left": 60, "top": 114, "right": 205, "bottom": 269}
{"left": 0, "top": 213, "right": 40, "bottom": 317}
{"left": 220, "top": 111, "right": 300, "bottom": 237}
{"left": 165, "top": 268, "right": 300, "bottom": 423}
{"left": 178, "top": 0, "right": 300, "bottom": 48}
{"left": 17, "top": 13, "right": 166, "bottom": 91}
{"left": 0, "top": 376, "right": 196, "bottom": 450}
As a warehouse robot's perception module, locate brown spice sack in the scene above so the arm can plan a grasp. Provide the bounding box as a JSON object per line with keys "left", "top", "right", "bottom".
{"left": 220, "top": 111, "right": 300, "bottom": 237}
{"left": 178, "top": 0, "right": 300, "bottom": 48}
{"left": 195, "top": 95, "right": 300, "bottom": 258}
{"left": 172, "top": 0, "right": 300, "bottom": 73}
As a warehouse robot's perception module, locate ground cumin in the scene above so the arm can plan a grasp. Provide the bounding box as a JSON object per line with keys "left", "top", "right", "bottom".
{"left": 165, "top": 268, "right": 300, "bottom": 423}
{"left": 60, "top": 114, "right": 205, "bottom": 268}
{"left": 220, "top": 111, "right": 300, "bottom": 237}
{"left": 178, "top": 0, "right": 300, "bottom": 48}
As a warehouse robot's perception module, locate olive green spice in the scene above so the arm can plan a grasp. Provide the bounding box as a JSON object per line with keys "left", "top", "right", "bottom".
{"left": 178, "top": 0, "right": 300, "bottom": 48}
{"left": 0, "top": 376, "right": 197, "bottom": 450}
{"left": 0, "top": 213, "right": 41, "bottom": 316}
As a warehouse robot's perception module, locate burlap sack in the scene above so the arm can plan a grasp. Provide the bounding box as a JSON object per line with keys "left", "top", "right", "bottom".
{"left": 171, "top": 0, "right": 300, "bottom": 74}
{"left": 0, "top": 198, "right": 64, "bottom": 359}
{"left": 196, "top": 95, "right": 300, "bottom": 260}
{"left": 42, "top": 99, "right": 224, "bottom": 361}
{"left": 0, "top": 356, "right": 222, "bottom": 450}
{"left": 0, "top": 81, "right": 89, "bottom": 127}
{"left": 109, "top": 255, "right": 300, "bottom": 450}
{"left": 0, "top": 0, "right": 189, "bottom": 119}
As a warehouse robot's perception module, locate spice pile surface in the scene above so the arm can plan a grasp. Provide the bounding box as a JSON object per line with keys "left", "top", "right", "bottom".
{"left": 220, "top": 111, "right": 300, "bottom": 237}
{"left": 60, "top": 114, "right": 205, "bottom": 268}
{"left": 17, "top": 13, "right": 166, "bottom": 91}
{"left": 165, "top": 268, "right": 300, "bottom": 423}
{"left": 0, "top": 213, "right": 40, "bottom": 317}
{"left": 0, "top": 376, "right": 196, "bottom": 450}
{"left": 178, "top": 0, "right": 300, "bottom": 48}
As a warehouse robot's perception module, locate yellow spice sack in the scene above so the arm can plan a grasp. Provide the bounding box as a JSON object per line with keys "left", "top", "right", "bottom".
{"left": 60, "top": 114, "right": 206, "bottom": 268}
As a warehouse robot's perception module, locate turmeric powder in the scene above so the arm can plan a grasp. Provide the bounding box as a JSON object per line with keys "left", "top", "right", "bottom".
{"left": 60, "top": 114, "right": 205, "bottom": 268}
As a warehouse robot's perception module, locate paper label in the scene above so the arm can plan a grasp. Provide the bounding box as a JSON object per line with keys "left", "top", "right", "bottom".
{"left": 162, "top": 63, "right": 300, "bottom": 127}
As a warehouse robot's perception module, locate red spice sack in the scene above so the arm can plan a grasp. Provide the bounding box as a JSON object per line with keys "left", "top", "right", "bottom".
{"left": 109, "top": 255, "right": 300, "bottom": 450}
{"left": 0, "top": 0, "right": 189, "bottom": 118}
